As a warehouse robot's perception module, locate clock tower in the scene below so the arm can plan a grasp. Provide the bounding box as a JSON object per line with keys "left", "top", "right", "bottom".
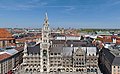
{"left": 40, "top": 12, "right": 50, "bottom": 72}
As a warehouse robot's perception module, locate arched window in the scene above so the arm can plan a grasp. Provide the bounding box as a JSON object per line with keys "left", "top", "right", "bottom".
{"left": 25, "top": 69, "right": 28, "bottom": 72}
{"left": 79, "top": 69, "right": 81, "bottom": 72}
{"left": 81, "top": 68, "right": 83, "bottom": 72}
{"left": 37, "top": 69, "right": 40, "bottom": 72}
{"left": 43, "top": 62, "right": 46, "bottom": 64}
{"left": 44, "top": 68, "right": 47, "bottom": 71}
{"left": 66, "top": 68, "right": 69, "bottom": 72}
{"left": 87, "top": 69, "right": 90, "bottom": 72}
{"left": 33, "top": 69, "right": 36, "bottom": 72}
{"left": 95, "top": 69, "right": 97, "bottom": 72}
{"left": 58, "top": 68, "right": 61, "bottom": 72}
{"left": 76, "top": 69, "right": 78, "bottom": 72}
{"left": 91, "top": 69, "right": 93, "bottom": 72}
{"left": 50, "top": 68, "right": 53, "bottom": 72}
{"left": 62, "top": 68, "right": 65, "bottom": 71}
{"left": 70, "top": 68, "right": 73, "bottom": 72}
{"left": 43, "top": 66, "right": 46, "bottom": 68}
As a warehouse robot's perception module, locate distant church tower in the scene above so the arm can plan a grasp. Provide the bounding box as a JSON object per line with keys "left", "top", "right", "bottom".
{"left": 40, "top": 12, "right": 50, "bottom": 72}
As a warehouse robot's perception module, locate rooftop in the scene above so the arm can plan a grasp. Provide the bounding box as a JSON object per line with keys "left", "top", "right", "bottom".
{"left": 0, "top": 46, "right": 24, "bottom": 61}
{"left": 103, "top": 47, "right": 120, "bottom": 66}
{"left": 5, "top": 49, "right": 18, "bottom": 55}
{"left": 0, "top": 53, "right": 11, "bottom": 61}
{"left": 0, "top": 28, "right": 13, "bottom": 38}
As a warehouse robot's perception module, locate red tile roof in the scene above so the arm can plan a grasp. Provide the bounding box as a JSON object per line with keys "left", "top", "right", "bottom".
{"left": 0, "top": 53, "right": 11, "bottom": 61}
{"left": 16, "top": 36, "right": 41, "bottom": 43}
{"left": 62, "top": 34, "right": 80, "bottom": 37}
{"left": 97, "top": 36, "right": 112, "bottom": 43}
{"left": 0, "top": 38, "right": 14, "bottom": 41}
{"left": 0, "top": 28, "right": 13, "bottom": 38}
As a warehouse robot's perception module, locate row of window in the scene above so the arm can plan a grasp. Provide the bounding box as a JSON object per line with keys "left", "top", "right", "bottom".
{"left": 27, "top": 61, "right": 40, "bottom": 63}
{"left": 50, "top": 57, "right": 61, "bottom": 59}
{"left": 52, "top": 44, "right": 59, "bottom": 47}
{"left": 76, "top": 55, "right": 84, "bottom": 56}
{"left": 24, "top": 57, "right": 41, "bottom": 59}
{"left": 74, "top": 58, "right": 85, "bottom": 61}
{"left": 51, "top": 53, "right": 61, "bottom": 55}
{"left": 50, "top": 64, "right": 62, "bottom": 66}
{"left": 87, "top": 68, "right": 97, "bottom": 72}
{"left": 114, "top": 66, "right": 120, "bottom": 69}
{"left": 74, "top": 62, "right": 84, "bottom": 65}
{"left": 25, "top": 68, "right": 97, "bottom": 72}
{"left": 86, "top": 58, "right": 97, "bottom": 61}
{"left": 50, "top": 61, "right": 61, "bottom": 63}
{"left": 25, "top": 68, "right": 40, "bottom": 72}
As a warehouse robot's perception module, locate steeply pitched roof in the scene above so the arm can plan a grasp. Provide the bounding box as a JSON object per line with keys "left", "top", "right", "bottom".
{"left": 103, "top": 48, "right": 115, "bottom": 64}
{"left": 50, "top": 46, "right": 63, "bottom": 53}
{"left": 85, "top": 47, "right": 96, "bottom": 56}
{"left": 66, "top": 40, "right": 88, "bottom": 47}
{"left": 112, "top": 57, "right": 120, "bottom": 66}
{"left": 27, "top": 43, "right": 41, "bottom": 54}
{"left": 62, "top": 47, "right": 73, "bottom": 57}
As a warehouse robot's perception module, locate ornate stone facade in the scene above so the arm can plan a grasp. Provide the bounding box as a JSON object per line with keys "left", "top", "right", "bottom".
{"left": 21, "top": 13, "right": 99, "bottom": 74}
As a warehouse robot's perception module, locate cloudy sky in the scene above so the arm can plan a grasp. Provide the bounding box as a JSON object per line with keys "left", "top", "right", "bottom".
{"left": 0, "top": 0, "right": 120, "bottom": 28}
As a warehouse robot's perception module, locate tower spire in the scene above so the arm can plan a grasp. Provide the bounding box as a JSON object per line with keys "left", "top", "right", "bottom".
{"left": 45, "top": 12, "right": 48, "bottom": 20}
{"left": 41, "top": 12, "right": 50, "bottom": 72}
{"left": 43, "top": 12, "right": 49, "bottom": 26}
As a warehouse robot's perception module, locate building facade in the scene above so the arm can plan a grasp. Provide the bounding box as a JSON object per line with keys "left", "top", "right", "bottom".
{"left": 21, "top": 13, "right": 100, "bottom": 74}
{"left": 0, "top": 28, "right": 15, "bottom": 48}
{"left": 0, "top": 47, "right": 23, "bottom": 74}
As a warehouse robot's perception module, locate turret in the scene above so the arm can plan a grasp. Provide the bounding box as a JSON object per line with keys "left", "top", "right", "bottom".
{"left": 23, "top": 42, "right": 27, "bottom": 53}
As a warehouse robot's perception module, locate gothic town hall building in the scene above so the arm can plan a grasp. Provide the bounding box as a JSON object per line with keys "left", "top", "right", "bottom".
{"left": 21, "top": 13, "right": 99, "bottom": 73}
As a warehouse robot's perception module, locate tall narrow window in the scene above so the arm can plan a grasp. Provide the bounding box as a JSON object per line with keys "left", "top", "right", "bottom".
{"left": 43, "top": 50, "right": 47, "bottom": 57}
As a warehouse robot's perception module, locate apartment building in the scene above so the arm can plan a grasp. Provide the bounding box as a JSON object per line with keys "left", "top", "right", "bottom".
{"left": 0, "top": 47, "right": 23, "bottom": 74}
{"left": 0, "top": 28, "right": 15, "bottom": 48}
